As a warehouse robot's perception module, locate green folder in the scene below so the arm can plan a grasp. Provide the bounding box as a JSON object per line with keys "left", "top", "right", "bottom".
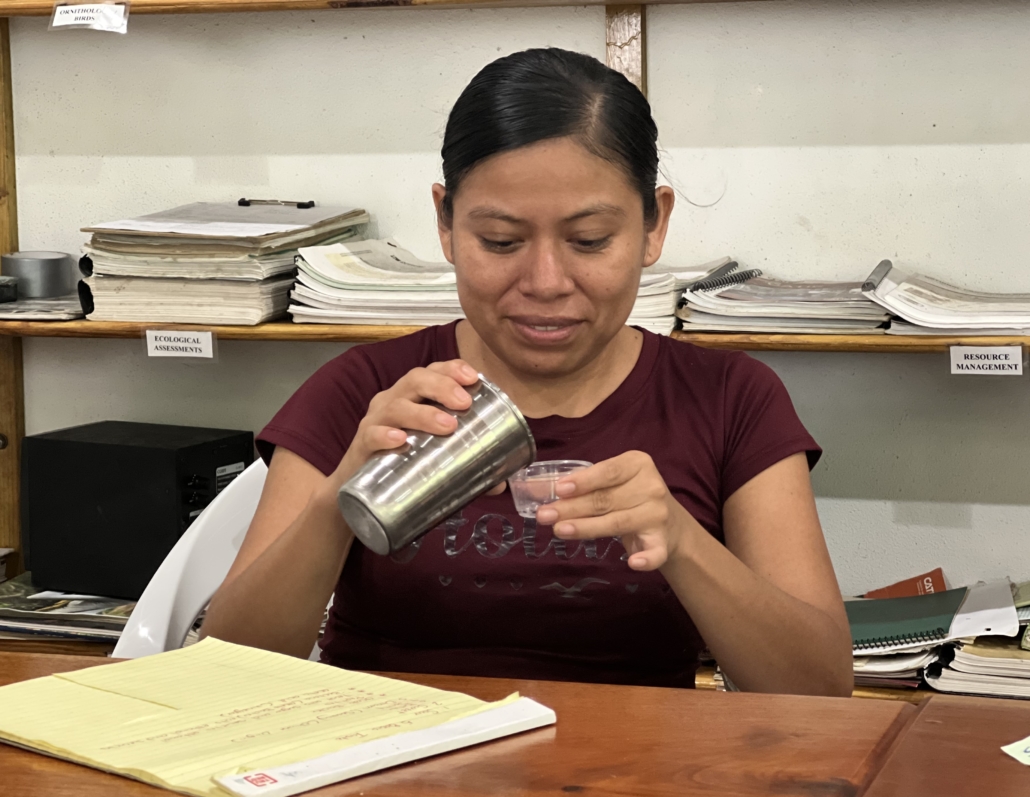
{"left": 846, "top": 587, "right": 968, "bottom": 651}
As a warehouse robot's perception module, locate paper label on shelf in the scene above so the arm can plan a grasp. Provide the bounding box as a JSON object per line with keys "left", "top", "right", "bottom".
{"left": 146, "top": 330, "right": 214, "bottom": 359}
{"left": 50, "top": 3, "right": 129, "bottom": 34}
{"left": 949, "top": 346, "right": 1022, "bottom": 375}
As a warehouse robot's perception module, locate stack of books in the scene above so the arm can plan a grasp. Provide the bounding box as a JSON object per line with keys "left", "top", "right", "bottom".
{"left": 678, "top": 268, "right": 889, "bottom": 334}
{"left": 289, "top": 240, "right": 460, "bottom": 326}
{"left": 864, "top": 259, "right": 1030, "bottom": 335}
{"left": 846, "top": 577, "right": 1022, "bottom": 693}
{"left": 80, "top": 201, "right": 368, "bottom": 325}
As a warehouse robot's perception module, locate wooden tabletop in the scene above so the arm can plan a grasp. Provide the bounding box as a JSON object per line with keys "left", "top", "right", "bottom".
{"left": 0, "top": 652, "right": 1027, "bottom": 796}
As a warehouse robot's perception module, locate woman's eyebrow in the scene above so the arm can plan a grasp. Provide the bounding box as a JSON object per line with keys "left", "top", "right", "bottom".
{"left": 564, "top": 204, "right": 625, "bottom": 221}
{"left": 466, "top": 204, "right": 625, "bottom": 223}
{"left": 467, "top": 207, "right": 523, "bottom": 223}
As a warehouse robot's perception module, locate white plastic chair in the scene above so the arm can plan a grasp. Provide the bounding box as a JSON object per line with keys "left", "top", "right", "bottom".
{"left": 113, "top": 458, "right": 269, "bottom": 659}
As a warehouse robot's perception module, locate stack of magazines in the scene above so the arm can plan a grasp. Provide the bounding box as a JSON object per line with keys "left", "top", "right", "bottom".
{"left": 80, "top": 201, "right": 368, "bottom": 325}
{"left": 678, "top": 265, "right": 889, "bottom": 334}
{"left": 863, "top": 260, "right": 1030, "bottom": 335}
{"left": 291, "top": 244, "right": 730, "bottom": 335}
{"left": 0, "top": 572, "right": 134, "bottom": 647}
{"left": 289, "top": 240, "right": 461, "bottom": 326}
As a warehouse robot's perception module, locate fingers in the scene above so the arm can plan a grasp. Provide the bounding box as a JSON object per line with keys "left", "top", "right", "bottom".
{"left": 364, "top": 360, "right": 482, "bottom": 444}
{"left": 485, "top": 481, "right": 508, "bottom": 496}
{"left": 550, "top": 505, "right": 665, "bottom": 541}
{"left": 361, "top": 424, "right": 410, "bottom": 454}
{"left": 553, "top": 451, "right": 651, "bottom": 499}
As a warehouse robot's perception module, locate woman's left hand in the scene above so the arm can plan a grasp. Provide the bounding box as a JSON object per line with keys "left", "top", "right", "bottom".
{"left": 534, "top": 451, "right": 701, "bottom": 572}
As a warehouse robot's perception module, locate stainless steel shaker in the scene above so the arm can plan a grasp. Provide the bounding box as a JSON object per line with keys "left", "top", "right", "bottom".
{"left": 337, "top": 376, "right": 536, "bottom": 555}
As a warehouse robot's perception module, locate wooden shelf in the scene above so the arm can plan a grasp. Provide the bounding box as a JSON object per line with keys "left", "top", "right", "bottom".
{"left": 0, "top": 0, "right": 707, "bottom": 16}
{"left": 0, "top": 319, "right": 1026, "bottom": 352}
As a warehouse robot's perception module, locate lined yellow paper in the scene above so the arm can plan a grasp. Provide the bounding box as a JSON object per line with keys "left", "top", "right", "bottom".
{"left": 0, "top": 638, "right": 514, "bottom": 796}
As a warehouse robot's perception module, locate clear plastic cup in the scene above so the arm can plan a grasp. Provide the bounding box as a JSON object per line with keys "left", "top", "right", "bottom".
{"left": 508, "top": 460, "right": 592, "bottom": 519}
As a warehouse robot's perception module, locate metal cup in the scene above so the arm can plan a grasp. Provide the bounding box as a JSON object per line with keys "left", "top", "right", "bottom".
{"left": 337, "top": 376, "right": 536, "bottom": 555}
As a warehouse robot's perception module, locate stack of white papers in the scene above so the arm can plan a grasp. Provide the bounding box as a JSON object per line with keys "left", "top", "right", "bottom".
{"left": 291, "top": 244, "right": 731, "bottom": 335}
{"left": 679, "top": 275, "right": 889, "bottom": 334}
{"left": 926, "top": 637, "right": 1030, "bottom": 698}
{"left": 82, "top": 202, "right": 368, "bottom": 325}
{"left": 84, "top": 275, "right": 293, "bottom": 325}
{"left": 627, "top": 272, "right": 679, "bottom": 334}
{"left": 853, "top": 648, "right": 940, "bottom": 689}
{"left": 290, "top": 240, "right": 462, "bottom": 326}
{"left": 865, "top": 260, "right": 1030, "bottom": 333}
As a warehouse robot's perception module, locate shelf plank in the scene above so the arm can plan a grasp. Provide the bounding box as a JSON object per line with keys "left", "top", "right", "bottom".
{"left": 0, "top": 319, "right": 1027, "bottom": 352}
{"left": 0, "top": 0, "right": 717, "bottom": 16}
{"left": 0, "top": 319, "right": 422, "bottom": 342}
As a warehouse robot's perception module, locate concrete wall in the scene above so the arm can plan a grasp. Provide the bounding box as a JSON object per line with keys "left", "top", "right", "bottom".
{"left": 12, "top": 1, "right": 1030, "bottom": 594}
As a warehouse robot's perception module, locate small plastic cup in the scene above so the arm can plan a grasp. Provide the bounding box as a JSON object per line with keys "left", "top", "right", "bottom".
{"left": 508, "top": 460, "right": 592, "bottom": 519}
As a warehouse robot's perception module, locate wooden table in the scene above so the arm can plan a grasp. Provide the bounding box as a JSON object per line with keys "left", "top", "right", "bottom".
{"left": 1, "top": 653, "right": 1027, "bottom": 796}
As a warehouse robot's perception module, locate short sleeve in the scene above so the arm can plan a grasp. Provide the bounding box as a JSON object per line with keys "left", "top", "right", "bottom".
{"left": 719, "top": 354, "right": 821, "bottom": 502}
{"left": 256, "top": 347, "right": 383, "bottom": 476}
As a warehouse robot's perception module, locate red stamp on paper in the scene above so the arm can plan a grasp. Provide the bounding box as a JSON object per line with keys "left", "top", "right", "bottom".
{"left": 243, "top": 773, "right": 279, "bottom": 787}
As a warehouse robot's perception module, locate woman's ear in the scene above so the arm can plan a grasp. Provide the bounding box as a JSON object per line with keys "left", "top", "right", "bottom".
{"left": 643, "top": 186, "right": 675, "bottom": 268}
{"left": 432, "top": 183, "right": 455, "bottom": 264}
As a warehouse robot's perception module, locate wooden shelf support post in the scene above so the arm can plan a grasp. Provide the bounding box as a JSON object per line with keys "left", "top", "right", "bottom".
{"left": 0, "top": 18, "right": 21, "bottom": 574}
{"left": 606, "top": 5, "right": 646, "bottom": 96}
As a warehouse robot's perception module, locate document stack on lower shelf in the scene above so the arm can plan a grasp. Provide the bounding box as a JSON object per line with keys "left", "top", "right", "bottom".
{"left": 925, "top": 579, "right": 1030, "bottom": 698}
{"left": 863, "top": 260, "right": 1030, "bottom": 335}
{"left": 289, "top": 239, "right": 462, "bottom": 325}
{"left": 80, "top": 201, "right": 369, "bottom": 325}
{"left": 0, "top": 572, "right": 133, "bottom": 646}
{"left": 846, "top": 572, "right": 1022, "bottom": 693}
{"left": 926, "top": 636, "right": 1030, "bottom": 698}
{"left": 678, "top": 266, "right": 890, "bottom": 334}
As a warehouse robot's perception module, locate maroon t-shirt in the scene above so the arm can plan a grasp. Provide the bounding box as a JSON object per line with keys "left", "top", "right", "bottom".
{"left": 258, "top": 322, "right": 820, "bottom": 688}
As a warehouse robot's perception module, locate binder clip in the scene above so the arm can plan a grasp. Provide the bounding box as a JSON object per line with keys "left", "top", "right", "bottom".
{"left": 238, "top": 198, "right": 316, "bottom": 209}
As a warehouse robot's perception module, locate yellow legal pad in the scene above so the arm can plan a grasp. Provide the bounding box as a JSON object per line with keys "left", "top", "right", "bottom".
{"left": 0, "top": 638, "right": 548, "bottom": 796}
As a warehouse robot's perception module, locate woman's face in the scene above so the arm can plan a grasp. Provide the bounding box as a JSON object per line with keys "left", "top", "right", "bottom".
{"left": 434, "top": 137, "right": 674, "bottom": 379}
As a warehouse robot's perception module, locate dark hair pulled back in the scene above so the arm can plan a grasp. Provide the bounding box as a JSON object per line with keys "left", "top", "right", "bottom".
{"left": 441, "top": 48, "right": 659, "bottom": 224}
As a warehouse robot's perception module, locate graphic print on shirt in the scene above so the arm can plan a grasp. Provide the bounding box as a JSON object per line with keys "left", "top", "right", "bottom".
{"left": 389, "top": 509, "right": 629, "bottom": 601}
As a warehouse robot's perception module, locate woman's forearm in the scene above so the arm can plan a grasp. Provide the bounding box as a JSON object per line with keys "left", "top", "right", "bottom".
{"left": 662, "top": 529, "right": 853, "bottom": 696}
{"left": 201, "top": 485, "right": 353, "bottom": 658}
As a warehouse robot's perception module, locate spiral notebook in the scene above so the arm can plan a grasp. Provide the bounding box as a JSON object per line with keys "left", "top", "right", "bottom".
{"left": 846, "top": 587, "right": 969, "bottom": 653}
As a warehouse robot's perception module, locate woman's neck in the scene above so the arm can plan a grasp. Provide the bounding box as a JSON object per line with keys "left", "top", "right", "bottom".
{"left": 454, "top": 321, "right": 644, "bottom": 419}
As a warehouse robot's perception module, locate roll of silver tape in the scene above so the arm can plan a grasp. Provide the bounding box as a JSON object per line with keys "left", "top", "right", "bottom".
{"left": 1, "top": 251, "right": 77, "bottom": 298}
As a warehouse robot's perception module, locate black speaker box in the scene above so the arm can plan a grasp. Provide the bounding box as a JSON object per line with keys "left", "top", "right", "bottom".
{"left": 22, "top": 421, "right": 254, "bottom": 600}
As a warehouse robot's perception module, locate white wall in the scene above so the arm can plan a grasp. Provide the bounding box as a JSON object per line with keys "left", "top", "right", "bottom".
{"left": 12, "top": 1, "right": 1030, "bottom": 595}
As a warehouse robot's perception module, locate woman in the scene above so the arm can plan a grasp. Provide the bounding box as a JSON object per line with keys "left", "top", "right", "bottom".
{"left": 203, "top": 48, "right": 853, "bottom": 696}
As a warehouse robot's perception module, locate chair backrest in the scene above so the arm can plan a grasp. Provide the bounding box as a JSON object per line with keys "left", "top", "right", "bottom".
{"left": 112, "top": 458, "right": 267, "bottom": 659}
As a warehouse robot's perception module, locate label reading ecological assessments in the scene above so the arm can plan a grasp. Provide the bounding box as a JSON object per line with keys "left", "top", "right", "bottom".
{"left": 949, "top": 345, "right": 1023, "bottom": 376}
{"left": 146, "top": 330, "right": 215, "bottom": 359}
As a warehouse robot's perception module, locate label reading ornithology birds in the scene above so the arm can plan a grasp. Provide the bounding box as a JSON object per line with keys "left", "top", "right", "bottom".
{"left": 949, "top": 346, "right": 1023, "bottom": 376}
{"left": 49, "top": 3, "right": 129, "bottom": 34}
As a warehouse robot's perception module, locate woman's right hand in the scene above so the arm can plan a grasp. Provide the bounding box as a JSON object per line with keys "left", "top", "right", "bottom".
{"left": 319, "top": 359, "right": 481, "bottom": 500}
